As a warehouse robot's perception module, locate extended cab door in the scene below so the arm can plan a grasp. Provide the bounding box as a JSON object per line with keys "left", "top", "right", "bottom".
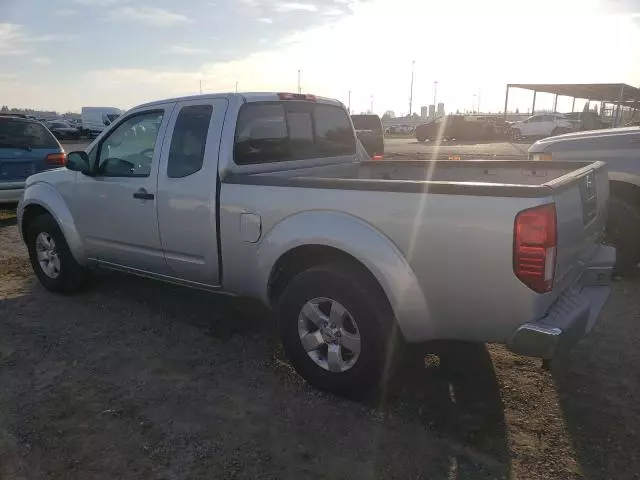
{"left": 156, "top": 98, "right": 229, "bottom": 286}
{"left": 72, "top": 105, "right": 174, "bottom": 273}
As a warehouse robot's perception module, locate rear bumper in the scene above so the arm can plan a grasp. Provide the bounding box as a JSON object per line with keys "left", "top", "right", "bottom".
{"left": 0, "top": 182, "right": 25, "bottom": 204}
{"left": 507, "top": 244, "right": 615, "bottom": 359}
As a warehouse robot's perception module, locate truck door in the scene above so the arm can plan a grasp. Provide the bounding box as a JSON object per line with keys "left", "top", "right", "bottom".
{"left": 156, "top": 98, "right": 229, "bottom": 287}
{"left": 73, "top": 105, "right": 173, "bottom": 273}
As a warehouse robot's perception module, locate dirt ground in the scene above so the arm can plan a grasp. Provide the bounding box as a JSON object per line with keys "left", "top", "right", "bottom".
{"left": 1, "top": 217, "right": 639, "bottom": 480}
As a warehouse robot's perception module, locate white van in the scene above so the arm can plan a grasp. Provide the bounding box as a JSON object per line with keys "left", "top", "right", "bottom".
{"left": 81, "top": 107, "right": 123, "bottom": 137}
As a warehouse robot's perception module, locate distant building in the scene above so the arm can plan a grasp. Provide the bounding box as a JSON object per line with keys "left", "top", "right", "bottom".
{"left": 420, "top": 106, "right": 428, "bottom": 118}
{"left": 437, "top": 103, "right": 445, "bottom": 117}
{"left": 428, "top": 104, "right": 435, "bottom": 118}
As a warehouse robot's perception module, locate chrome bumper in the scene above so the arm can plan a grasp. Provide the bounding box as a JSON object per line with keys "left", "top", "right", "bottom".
{"left": 507, "top": 245, "right": 615, "bottom": 359}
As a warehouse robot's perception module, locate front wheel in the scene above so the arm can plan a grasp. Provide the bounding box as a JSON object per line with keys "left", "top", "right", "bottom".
{"left": 26, "top": 215, "right": 88, "bottom": 293}
{"left": 605, "top": 197, "right": 640, "bottom": 277}
{"left": 277, "top": 262, "right": 399, "bottom": 397}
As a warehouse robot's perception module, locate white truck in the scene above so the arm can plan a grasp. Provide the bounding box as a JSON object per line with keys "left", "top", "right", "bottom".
{"left": 18, "top": 92, "right": 614, "bottom": 397}
{"left": 529, "top": 126, "right": 640, "bottom": 275}
{"left": 80, "top": 106, "right": 122, "bottom": 138}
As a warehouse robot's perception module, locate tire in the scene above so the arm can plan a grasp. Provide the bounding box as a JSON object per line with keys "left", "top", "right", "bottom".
{"left": 605, "top": 197, "right": 640, "bottom": 277}
{"left": 26, "top": 215, "right": 88, "bottom": 294}
{"left": 277, "top": 262, "right": 400, "bottom": 397}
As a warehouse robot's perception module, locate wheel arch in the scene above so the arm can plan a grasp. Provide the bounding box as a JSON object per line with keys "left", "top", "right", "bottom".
{"left": 609, "top": 175, "right": 640, "bottom": 207}
{"left": 20, "top": 183, "right": 88, "bottom": 265}
{"left": 257, "top": 211, "right": 433, "bottom": 342}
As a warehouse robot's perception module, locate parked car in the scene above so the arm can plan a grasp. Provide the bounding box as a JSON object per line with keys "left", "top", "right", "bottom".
{"left": 510, "top": 113, "right": 574, "bottom": 140}
{"left": 529, "top": 126, "right": 640, "bottom": 275}
{"left": 18, "top": 92, "right": 614, "bottom": 397}
{"left": 351, "top": 114, "right": 384, "bottom": 159}
{"left": 415, "top": 115, "right": 506, "bottom": 142}
{"left": 0, "top": 115, "right": 66, "bottom": 204}
{"left": 46, "top": 121, "right": 81, "bottom": 140}
{"left": 81, "top": 106, "right": 122, "bottom": 137}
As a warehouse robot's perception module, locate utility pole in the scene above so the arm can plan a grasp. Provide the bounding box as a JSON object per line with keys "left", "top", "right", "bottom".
{"left": 477, "top": 88, "right": 481, "bottom": 113}
{"left": 370, "top": 95, "right": 374, "bottom": 114}
{"left": 433, "top": 81, "right": 438, "bottom": 116}
{"left": 297, "top": 70, "right": 301, "bottom": 93}
{"left": 235, "top": 81, "right": 238, "bottom": 93}
{"left": 348, "top": 90, "right": 351, "bottom": 113}
{"left": 199, "top": 80, "right": 203, "bottom": 94}
{"left": 408, "top": 60, "right": 415, "bottom": 117}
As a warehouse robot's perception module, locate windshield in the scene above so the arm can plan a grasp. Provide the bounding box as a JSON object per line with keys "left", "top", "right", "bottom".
{"left": 0, "top": 118, "right": 58, "bottom": 148}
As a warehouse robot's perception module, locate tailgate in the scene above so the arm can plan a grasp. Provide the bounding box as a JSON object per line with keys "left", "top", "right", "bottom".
{"left": 549, "top": 161, "right": 609, "bottom": 293}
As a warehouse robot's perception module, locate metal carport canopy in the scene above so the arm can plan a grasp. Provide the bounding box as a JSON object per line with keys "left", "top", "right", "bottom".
{"left": 507, "top": 83, "right": 640, "bottom": 103}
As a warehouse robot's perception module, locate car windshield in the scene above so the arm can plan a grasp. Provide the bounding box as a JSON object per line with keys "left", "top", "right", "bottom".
{"left": 0, "top": 118, "right": 58, "bottom": 148}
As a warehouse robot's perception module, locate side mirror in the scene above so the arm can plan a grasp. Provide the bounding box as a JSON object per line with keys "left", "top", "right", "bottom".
{"left": 66, "top": 151, "right": 92, "bottom": 175}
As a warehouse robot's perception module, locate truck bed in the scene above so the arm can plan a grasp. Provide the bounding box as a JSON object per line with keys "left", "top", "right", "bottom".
{"left": 221, "top": 158, "right": 608, "bottom": 344}
{"left": 227, "top": 160, "right": 599, "bottom": 198}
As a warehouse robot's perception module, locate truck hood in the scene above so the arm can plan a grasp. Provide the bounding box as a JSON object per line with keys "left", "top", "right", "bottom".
{"left": 530, "top": 126, "right": 640, "bottom": 152}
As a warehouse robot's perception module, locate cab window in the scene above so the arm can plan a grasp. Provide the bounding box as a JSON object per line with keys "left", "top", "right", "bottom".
{"left": 167, "top": 105, "right": 213, "bottom": 178}
{"left": 96, "top": 111, "right": 163, "bottom": 177}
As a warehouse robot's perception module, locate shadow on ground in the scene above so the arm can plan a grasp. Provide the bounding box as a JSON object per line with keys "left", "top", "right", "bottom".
{"left": 0, "top": 272, "right": 512, "bottom": 479}
{"left": 552, "top": 277, "right": 640, "bottom": 478}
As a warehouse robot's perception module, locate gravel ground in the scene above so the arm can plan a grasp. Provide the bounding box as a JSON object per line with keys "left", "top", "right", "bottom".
{"left": 1, "top": 217, "right": 639, "bottom": 479}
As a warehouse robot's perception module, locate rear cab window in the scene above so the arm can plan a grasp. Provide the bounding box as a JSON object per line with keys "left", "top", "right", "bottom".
{"left": 234, "top": 101, "right": 355, "bottom": 165}
{"left": 0, "top": 118, "right": 59, "bottom": 149}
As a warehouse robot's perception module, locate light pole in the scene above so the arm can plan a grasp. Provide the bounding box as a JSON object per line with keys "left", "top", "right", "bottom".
{"left": 235, "top": 81, "right": 238, "bottom": 93}
{"left": 433, "top": 81, "right": 438, "bottom": 116}
{"left": 348, "top": 90, "right": 351, "bottom": 113}
{"left": 408, "top": 60, "right": 415, "bottom": 117}
{"left": 199, "top": 80, "right": 203, "bottom": 94}
{"left": 370, "top": 95, "right": 374, "bottom": 114}
{"left": 297, "top": 70, "right": 301, "bottom": 93}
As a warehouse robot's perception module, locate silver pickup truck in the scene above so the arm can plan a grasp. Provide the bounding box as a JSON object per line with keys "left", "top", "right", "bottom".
{"left": 18, "top": 92, "right": 614, "bottom": 397}
{"left": 530, "top": 126, "right": 639, "bottom": 275}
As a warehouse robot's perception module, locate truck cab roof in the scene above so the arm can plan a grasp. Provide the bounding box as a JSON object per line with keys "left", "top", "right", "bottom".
{"left": 135, "top": 92, "right": 345, "bottom": 110}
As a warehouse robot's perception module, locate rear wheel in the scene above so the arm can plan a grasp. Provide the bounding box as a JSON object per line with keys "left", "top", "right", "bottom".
{"left": 26, "top": 215, "right": 88, "bottom": 293}
{"left": 277, "top": 262, "right": 400, "bottom": 397}
{"left": 605, "top": 197, "right": 640, "bottom": 277}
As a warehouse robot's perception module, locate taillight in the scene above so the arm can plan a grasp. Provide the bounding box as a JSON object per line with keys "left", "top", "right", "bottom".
{"left": 45, "top": 152, "right": 67, "bottom": 167}
{"left": 372, "top": 154, "right": 383, "bottom": 161}
{"left": 513, "top": 203, "right": 557, "bottom": 293}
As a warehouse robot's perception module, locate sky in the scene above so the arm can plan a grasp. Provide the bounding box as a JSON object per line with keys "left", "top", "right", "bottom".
{"left": 1, "top": 0, "right": 640, "bottom": 115}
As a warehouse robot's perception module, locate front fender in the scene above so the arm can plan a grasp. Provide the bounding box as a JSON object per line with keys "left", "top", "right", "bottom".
{"left": 19, "top": 181, "right": 88, "bottom": 265}
{"left": 256, "top": 211, "right": 433, "bottom": 342}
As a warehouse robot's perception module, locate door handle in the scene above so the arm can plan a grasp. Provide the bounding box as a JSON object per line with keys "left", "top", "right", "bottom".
{"left": 133, "top": 188, "right": 154, "bottom": 200}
